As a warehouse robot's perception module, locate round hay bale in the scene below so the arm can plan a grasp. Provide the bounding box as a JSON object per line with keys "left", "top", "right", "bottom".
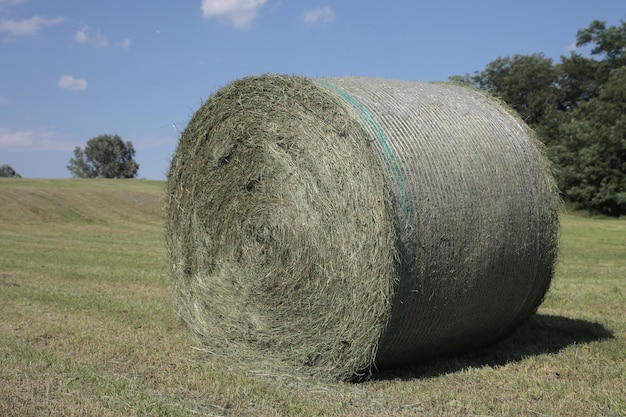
{"left": 165, "top": 74, "right": 559, "bottom": 381}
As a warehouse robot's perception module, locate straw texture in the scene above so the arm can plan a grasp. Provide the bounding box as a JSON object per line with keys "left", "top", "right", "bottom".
{"left": 165, "top": 74, "right": 559, "bottom": 380}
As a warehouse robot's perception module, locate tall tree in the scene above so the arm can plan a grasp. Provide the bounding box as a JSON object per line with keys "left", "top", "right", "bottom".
{"left": 552, "top": 20, "right": 626, "bottom": 215}
{"left": 67, "top": 134, "right": 139, "bottom": 179}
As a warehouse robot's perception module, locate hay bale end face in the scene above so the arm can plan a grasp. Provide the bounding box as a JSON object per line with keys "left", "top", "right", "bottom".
{"left": 165, "top": 74, "right": 560, "bottom": 381}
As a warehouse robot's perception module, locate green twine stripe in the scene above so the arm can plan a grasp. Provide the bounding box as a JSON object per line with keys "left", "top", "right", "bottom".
{"left": 316, "top": 80, "right": 425, "bottom": 359}
{"left": 317, "top": 81, "right": 417, "bottom": 352}
{"left": 316, "top": 81, "right": 414, "bottom": 241}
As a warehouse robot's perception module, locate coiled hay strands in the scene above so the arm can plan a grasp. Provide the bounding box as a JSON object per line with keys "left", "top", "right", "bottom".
{"left": 165, "top": 74, "right": 560, "bottom": 381}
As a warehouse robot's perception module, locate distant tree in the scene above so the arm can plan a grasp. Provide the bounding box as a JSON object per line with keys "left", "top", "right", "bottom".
{"left": 67, "top": 134, "right": 139, "bottom": 179}
{"left": 0, "top": 164, "right": 21, "bottom": 178}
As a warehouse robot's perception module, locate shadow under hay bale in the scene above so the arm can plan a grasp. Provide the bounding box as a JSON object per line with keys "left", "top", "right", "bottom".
{"left": 371, "top": 314, "right": 614, "bottom": 381}
{"left": 165, "top": 74, "right": 560, "bottom": 381}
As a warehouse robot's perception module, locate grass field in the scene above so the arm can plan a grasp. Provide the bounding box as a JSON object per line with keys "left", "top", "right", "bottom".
{"left": 1, "top": 178, "right": 624, "bottom": 416}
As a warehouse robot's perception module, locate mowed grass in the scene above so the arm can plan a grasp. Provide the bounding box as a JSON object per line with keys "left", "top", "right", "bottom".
{"left": 1, "top": 178, "right": 624, "bottom": 417}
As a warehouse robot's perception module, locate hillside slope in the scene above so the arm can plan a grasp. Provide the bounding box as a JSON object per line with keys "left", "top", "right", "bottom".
{"left": 0, "top": 178, "right": 167, "bottom": 287}
{"left": 0, "top": 178, "right": 164, "bottom": 226}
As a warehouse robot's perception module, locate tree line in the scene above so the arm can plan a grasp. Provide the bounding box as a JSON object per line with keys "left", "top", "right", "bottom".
{"left": 2, "top": 134, "right": 139, "bottom": 179}
{"left": 450, "top": 19, "right": 625, "bottom": 216}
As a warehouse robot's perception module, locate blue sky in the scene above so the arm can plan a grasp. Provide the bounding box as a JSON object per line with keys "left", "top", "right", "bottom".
{"left": 1, "top": 0, "right": 624, "bottom": 179}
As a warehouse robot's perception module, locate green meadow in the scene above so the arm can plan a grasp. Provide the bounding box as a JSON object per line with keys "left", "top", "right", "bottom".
{"left": 1, "top": 179, "right": 624, "bottom": 416}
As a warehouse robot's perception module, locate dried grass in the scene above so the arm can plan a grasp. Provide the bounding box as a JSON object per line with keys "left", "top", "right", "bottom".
{"left": 165, "top": 74, "right": 559, "bottom": 381}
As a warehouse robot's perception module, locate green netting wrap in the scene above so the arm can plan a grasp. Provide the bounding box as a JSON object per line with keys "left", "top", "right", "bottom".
{"left": 165, "top": 74, "right": 560, "bottom": 381}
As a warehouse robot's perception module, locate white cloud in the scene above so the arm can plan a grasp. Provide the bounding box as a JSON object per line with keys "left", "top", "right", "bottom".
{"left": 128, "top": 134, "right": 170, "bottom": 150}
{"left": 0, "top": 15, "right": 65, "bottom": 36}
{"left": 0, "top": 128, "right": 75, "bottom": 151}
{"left": 201, "top": 0, "right": 267, "bottom": 30}
{"left": 566, "top": 42, "right": 578, "bottom": 53}
{"left": 74, "top": 26, "right": 89, "bottom": 43}
{"left": 75, "top": 25, "right": 109, "bottom": 48}
{"left": 304, "top": 6, "right": 335, "bottom": 25}
{"left": 58, "top": 75, "right": 88, "bottom": 91}
{"left": 74, "top": 25, "right": 130, "bottom": 49}
{"left": 0, "top": 0, "right": 27, "bottom": 11}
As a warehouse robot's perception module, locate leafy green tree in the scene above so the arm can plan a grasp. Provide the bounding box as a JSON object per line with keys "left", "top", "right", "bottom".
{"left": 67, "top": 134, "right": 139, "bottom": 179}
{"left": 550, "top": 67, "right": 626, "bottom": 215}
{"left": 576, "top": 19, "right": 626, "bottom": 71}
{"left": 551, "top": 20, "right": 626, "bottom": 215}
{"left": 556, "top": 20, "right": 626, "bottom": 112}
{"left": 0, "top": 164, "right": 21, "bottom": 178}
{"left": 555, "top": 53, "right": 599, "bottom": 111}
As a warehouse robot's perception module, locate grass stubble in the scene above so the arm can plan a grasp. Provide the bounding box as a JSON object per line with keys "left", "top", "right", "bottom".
{"left": 0, "top": 178, "right": 624, "bottom": 416}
